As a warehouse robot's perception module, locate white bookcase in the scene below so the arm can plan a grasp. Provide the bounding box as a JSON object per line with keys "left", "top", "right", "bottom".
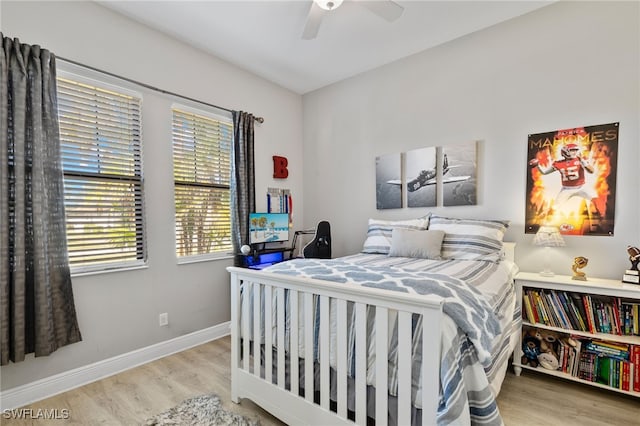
{"left": 513, "top": 271, "right": 640, "bottom": 397}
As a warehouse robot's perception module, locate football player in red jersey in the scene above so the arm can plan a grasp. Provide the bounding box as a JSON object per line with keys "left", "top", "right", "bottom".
{"left": 529, "top": 143, "right": 599, "bottom": 231}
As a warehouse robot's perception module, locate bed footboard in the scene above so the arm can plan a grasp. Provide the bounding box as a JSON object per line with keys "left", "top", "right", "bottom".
{"left": 228, "top": 266, "right": 444, "bottom": 426}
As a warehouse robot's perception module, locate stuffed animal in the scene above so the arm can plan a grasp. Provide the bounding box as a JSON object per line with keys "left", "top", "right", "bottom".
{"left": 534, "top": 329, "right": 560, "bottom": 370}
{"left": 521, "top": 329, "right": 541, "bottom": 368}
{"left": 521, "top": 329, "right": 560, "bottom": 370}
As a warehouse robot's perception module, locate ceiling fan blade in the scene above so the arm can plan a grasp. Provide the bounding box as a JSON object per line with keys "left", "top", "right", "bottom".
{"left": 357, "top": 0, "right": 404, "bottom": 22}
{"left": 302, "top": 1, "right": 327, "bottom": 40}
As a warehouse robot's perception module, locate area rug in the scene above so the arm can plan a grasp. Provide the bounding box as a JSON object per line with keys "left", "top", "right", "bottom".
{"left": 145, "top": 394, "right": 260, "bottom": 426}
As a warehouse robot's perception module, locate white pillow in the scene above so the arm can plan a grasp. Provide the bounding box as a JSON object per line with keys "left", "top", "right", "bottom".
{"left": 428, "top": 215, "right": 509, "bottom": 262}
{"left": 388, "top": 228, "right": 445, "bottom": 259}
{"left": 361, "top": 216, "right": 430, "bottom": 255}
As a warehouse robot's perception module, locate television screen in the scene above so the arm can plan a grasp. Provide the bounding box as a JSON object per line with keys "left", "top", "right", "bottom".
{"left": 249, "top": 213, "right": 289, "bottom": 244}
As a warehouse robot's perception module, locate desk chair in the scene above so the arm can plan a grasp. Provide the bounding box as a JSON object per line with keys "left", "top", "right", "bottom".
{"left": 302, "top": 221, "right": 331, "bottom": 259}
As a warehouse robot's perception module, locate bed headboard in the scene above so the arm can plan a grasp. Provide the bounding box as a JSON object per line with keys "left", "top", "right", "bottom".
{"left": 503, "top": 242, "right": 515, "bottom": 262}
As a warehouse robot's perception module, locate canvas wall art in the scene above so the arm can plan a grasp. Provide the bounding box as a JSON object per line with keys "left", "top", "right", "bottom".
{"left": 375, "top": 153, "right": 402, "bottom": 209}
{"left": 442, "top": 142, "right": 477, "bottom": 206}
{"left": 525, "top": 122, "right": 618, "bottom": 236}
{"left": 406, "top": 146, "right": 437, "bottom": 208}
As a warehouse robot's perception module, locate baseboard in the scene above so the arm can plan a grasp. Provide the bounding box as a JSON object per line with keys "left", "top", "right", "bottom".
{"left": 0, "top": 321, "right": 230, "bottom": 410}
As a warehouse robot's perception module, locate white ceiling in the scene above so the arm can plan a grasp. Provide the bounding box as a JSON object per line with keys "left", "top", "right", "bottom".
{"left": 98, "top": 1, "right": 554, "bottom": 94}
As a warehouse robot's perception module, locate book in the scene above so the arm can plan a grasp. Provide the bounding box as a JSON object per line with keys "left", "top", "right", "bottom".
{"left": 583, "top": 295, "right": 596, "bottom": 334}
{"left": 592, "top": 339, "right": 629, "bottom": 352}
{"left": 578, "top": 351, "right": 596, "bottom": 382}
{"left": 568, "top": 293, "right": 588, "bottom": 331}
{"left": 585, "top": 341, "right": 629, "bottom": 361}
{"left": 534, "top": 291, "right": 550, "bottom": 326}
{"left": 544, "top": 291, "right": 562, "bottom": 327}
{"left": 527, "top": 291, "right": 540, "bottom": 323}
{"left": 559, "top": 292, "right": 578, "bottom": 330}
{"left": 633, "top": 345, "right": 640, "bottom": 392}
{"left": 552, "top": 291, "right": 573, "bottom": 329}
{"left": 622, "top": 360, "right": 630, "bottom": 391}
{"left": 612, "top": 298, "right": 622, "bottom": 335}
{"left": 522, "top": 293, "right": 536, "bottom": 324}
{"left": 569, "top": 338, "right": 582, "bottom": 377}
{"left": 596, "top": 357, "right": 612, "bottom": 386}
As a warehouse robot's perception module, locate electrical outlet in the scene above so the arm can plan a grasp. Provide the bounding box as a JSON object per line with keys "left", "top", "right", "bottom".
{"left": 159, "top": 312, "right": 169, "bottom": 327}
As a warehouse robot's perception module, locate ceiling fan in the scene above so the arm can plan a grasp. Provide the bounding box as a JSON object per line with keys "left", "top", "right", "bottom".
{"left": 302, "top": 0, "right": 404, "bottom": 40}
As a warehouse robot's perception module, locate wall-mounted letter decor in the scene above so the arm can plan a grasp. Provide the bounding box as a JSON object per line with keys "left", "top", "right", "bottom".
{"left": 273, "top": 155, "right": 289, "bottom": 179}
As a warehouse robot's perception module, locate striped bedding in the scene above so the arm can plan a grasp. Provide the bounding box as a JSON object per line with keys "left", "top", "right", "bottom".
{"left": 251, "top": 253, "right": 520, "bottom": 425}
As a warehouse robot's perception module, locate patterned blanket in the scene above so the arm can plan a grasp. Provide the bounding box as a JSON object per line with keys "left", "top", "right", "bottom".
{"left": 258, "top": 257, "right": 515, "bottom": 425}
{"left": 267, "top": 259, "right": 501, "bottom": 366}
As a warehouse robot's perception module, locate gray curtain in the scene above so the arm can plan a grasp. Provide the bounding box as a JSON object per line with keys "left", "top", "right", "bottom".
{"left": 231, "top": 111, "right": 255, "bottom": 266}
{"left": 1, "top": 34, "right": 82, "bottom": 365}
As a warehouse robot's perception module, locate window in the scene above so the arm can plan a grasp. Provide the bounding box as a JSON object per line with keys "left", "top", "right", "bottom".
{"left": 57, "top": 76, "right": 145, "bottom": 272}
{"left": 172, "top": 107, "right": 233, "bottom": 259}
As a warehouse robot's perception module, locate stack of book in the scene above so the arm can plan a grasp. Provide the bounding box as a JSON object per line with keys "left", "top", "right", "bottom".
{"left": 522, "top": 288, "right": 640, "bottom": 336}
{"left": 577, "top": 341, "right": 640, "bottom": 392}
{"left": 623, "top": 269, "right": 639, "bottom": 284}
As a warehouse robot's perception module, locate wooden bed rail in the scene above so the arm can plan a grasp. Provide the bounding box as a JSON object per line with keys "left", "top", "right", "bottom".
{"left": 228, "top": 266, "right": 444, "bottom": 426}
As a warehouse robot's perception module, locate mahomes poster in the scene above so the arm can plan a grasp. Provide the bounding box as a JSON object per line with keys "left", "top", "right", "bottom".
{"left": 525, "top": 122, "right": 618, "bottom": 236}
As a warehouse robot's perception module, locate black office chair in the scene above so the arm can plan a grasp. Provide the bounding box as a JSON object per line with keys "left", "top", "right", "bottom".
{"left": 302, "top": 221, "right": 331, "bottom": 259}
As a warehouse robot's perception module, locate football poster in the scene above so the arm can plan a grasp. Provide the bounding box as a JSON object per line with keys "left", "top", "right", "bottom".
{"left": 525, "top": 122, "right": 618, "bottom": 236}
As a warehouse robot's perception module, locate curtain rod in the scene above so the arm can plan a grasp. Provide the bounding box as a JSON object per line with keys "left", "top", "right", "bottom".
{"left": 57, "top": 56, "right": 264, "bottom": 123}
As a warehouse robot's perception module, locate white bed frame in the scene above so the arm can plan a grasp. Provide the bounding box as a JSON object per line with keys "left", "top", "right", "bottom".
{"left": 228, "top": 243, "right": 515, "bottom": 426}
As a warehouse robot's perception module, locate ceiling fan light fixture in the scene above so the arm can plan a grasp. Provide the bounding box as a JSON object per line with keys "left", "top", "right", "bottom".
{"left": 314, "top": 0, "right": 343, "bottom": 11}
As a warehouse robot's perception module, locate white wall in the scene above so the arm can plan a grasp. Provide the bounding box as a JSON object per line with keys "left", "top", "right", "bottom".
{"left": 1, "top": 1, "right": 303, "bottom": 389}
{"left": 303, "top": 1, "right": 639, "bottom": 279}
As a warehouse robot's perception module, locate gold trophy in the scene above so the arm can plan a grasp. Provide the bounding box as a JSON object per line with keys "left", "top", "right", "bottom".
{"left": 571, "top": 256, "right": 588, "bottom": 281}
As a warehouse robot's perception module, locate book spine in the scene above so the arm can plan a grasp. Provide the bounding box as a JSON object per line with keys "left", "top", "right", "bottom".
{"left": 523, "top": 292, "right": 536, "bottom": 324}
{"left": 583, "top": 295, "right": 596, "bottom": 334}
{"left": 560, "top": 292, "right": 579, "bottom": 330}
{"left": 622, "top": 360, "right": 630, "bottom": 391}
{"left": 633, "top": 345, "right": 640, "bottom": 392}
{"left": 552, "top": 291, "right": 572, "bottom": 329}
{"left": 624, "top": 303, "right": 632, "bottom": 335}
{"left": 528, "top": 291, "right": 540, "bottom": 323}
{"left": 568, "top": 294, "right": 587, "bottom": 332}
{"left": 542, "top": 291, "right": 560, "bottom": 327}
{"left": 535, "top": 291, "right": 550, "bottom": 326}
{"left": 612, "top": 298, "right": 621, "bottom": 336}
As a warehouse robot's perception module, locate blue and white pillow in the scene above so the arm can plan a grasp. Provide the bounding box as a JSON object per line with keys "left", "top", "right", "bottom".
{"left": 361, "top": 216, "right": 430, "bottom": 255}
{"left": 428, "top": 215, "right": 509, "bottom": 262}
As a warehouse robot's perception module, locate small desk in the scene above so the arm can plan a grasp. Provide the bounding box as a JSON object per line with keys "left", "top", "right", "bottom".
{"left": 242, "top": 247, "right": 295, "bottom": 269}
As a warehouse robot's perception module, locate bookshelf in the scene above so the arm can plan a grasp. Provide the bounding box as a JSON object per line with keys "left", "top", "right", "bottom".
{"left": 513, "top": 272, "right": 640, "bottom": 397}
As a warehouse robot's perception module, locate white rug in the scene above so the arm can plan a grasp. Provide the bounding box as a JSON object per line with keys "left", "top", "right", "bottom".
{"left": 145, "top": 394, "right": 260, "bottom": 426}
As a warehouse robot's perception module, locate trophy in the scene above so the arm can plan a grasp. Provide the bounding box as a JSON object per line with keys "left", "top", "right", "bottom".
{"left": 623, "top": 246, "right": 640, "bottom": 284}
{"left": 571, "top": 256, "right": 588, "bottom": 281}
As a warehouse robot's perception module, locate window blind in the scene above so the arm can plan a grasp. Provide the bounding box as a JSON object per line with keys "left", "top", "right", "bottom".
{"left": 172, "top": 108, "right": 233, "bottom": 257}
{"left": 57, "top": 77, "right": 145, "bottom": 271}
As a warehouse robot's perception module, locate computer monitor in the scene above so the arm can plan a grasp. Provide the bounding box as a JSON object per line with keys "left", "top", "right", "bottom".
{"left": 248, "top": 213, "right": 289, "bottom": 244}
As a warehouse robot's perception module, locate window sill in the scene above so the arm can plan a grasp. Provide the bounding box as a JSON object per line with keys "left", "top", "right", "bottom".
{"left": 71, "top": 263, "right": 149, "bottom": 278}
{"left": 177, "top": 253, "right": 235, "bottom": 266}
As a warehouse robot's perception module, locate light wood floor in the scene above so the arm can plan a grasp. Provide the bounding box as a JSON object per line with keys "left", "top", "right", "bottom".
{"left": 4, "top": 336, "right": 638, "bottom": 425}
